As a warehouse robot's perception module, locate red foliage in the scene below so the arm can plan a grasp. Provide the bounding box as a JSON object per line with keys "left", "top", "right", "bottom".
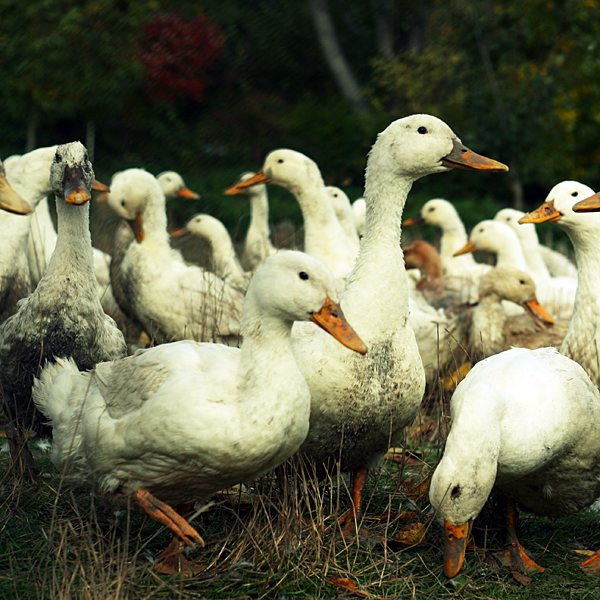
{"left": 138, "top": 14, "right": 225, "bottom": 103}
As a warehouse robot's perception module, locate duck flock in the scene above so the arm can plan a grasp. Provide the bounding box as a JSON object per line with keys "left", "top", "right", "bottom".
{"left": 2, "top": 114, "right": 600, "bottom": 578}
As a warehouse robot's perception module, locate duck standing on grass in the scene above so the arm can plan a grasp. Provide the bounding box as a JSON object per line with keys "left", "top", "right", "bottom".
{"left": 33, "top": 251, "right": 367, "bottom": 575}
{"left": 430, "top": 347, "right": 600, "bottom": 578}
{"left": 0, "top": 142, "right": 126, "bottom": 481}
{"left": 241, "top": 115, "right": 508, "bottom": 534}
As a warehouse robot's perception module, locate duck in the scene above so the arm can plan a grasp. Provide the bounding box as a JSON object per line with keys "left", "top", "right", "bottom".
{"left": 224, "top": 172, "right": 276, "bottom": 271}
{"left": 285, "top": 115, "right": 507, "bottom": 531}
{"left": 171, "top": 213, "right": 251, "bottom": 291}
{"left": 106, "top": 169, "right": 245, "bottom": 345}
{"left": 403, "top": 198, "right": 490, "bottom": 279}
{"left": 0, "top": 143, "right": 127, "bottom": 480}
{"left": 456, "top": 219, "right": 577, "bottom": 319}
{"left": 325, "top": 186, "right": 361, "bottom": 255}
{"left": 519, "top": 181, "right": 600, "bottom": 387}
{"left": 234, "top": 149, "right": 357, "bottom": 284}
{"left": 2, "top": 147, "right": 118, "bottom": 316}
{"left": 157, "top": 171, "right": 200, "bottom": 200}
{"left": 494, "top": 207, "right": 577, "bottom": 281}
{"left": 430, "top": 346, "right": 600, "bottom": 577}
{"left": 33, "top": 251, "right": 367, "bottom": 574}
{"left": 469, "top": 267, "right": 564, "bottom": 360}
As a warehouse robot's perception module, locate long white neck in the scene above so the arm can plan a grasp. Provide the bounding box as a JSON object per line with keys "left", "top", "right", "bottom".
{"left": 209, "top": 232, "right": 245, "bottom": 281}
{"left": 247, "top": 186, "right": 271, "bottom": 242}
{"left": 492, "top": 235, "right": 529, "bottom": 271}
{"left": 516, "top": 224, "right": 550, "bottom": 281}
{"left": 141, "top": 189, "right": 170, "bottom": 246}
{"left": 438, "top": 215, "right": 477, "bottom": 273}
{"left": 342, "top": 165, "right": 411, "bottom": 334}
{"left": 292, "top": 178, "right": 355, "bottom": 275}
{"left": 43, "top": 197, "right": 95, "bottom": 284}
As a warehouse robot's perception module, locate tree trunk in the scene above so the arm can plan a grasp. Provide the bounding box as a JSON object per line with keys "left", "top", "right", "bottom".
{"left": 26, "top": 118, "right": 36, "bottom": 152}
{"left": 507, "top": 162, "right": 524, "bottom": 210}
{"left": 308, "top": 0, "right": 371, "bottom": 115}
{"left": 86, "top": 121, "right": 96, "bottom": 162}
{"left": 375, "top": 0, "right": 394, "bottom": 58}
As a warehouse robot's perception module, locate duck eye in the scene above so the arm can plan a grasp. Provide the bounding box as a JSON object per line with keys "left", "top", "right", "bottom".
{"left": 121, "top": 200, "right": 125, "bottom": 206}
{"left": 417, "top": 126, "right": 428, "bottom": 134}
{"left": 519, "top": 279, "right": 526, "bottom": 284}
{"left": 572, "top": 191, "right": 578, "bottom": 197}
{"left": 451, "top": 485, "right": 461, "bottom": 499}
{"left": 278, "top": 159, "right": 284, "bottom": 164}
{"left": 299, "top": 271, "right": 309, "bottom": 280}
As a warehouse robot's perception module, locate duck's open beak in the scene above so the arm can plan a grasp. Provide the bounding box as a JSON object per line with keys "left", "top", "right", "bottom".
{"left": 175, "top": 187, "right": 200, "bottom": 200}
{"left": 310, "top": 296, "right": 368, "bottom": 355}
{"left": 64, "top": 167, "right": 91, "bottom": 205}
{"left": 403, "top": 214, "right": 425, "bottom": 227}
{"left": 226, "top": 171, "right": 271, "bottom": 193}
{"left": 518, "top": 200, "right": 562, "bottom": 224}
{"left": 453, "top": 240, "right": 477, "bottom": 256}
{"left": 441, "top": 140, "right": 508, "bottom": 172}
{"left": 0, "top": 167, "right": 33, "bottom": 215}
{"left": 573, "top": 191, "right": 600, "bottom": 213}
{"left": 522, "top": 295, "right": 554, "bottom": 330}
{"left": 127, "top": 212, "right": 144, "bottom": 243}
{"left": 170, "top": 226, "right": 188, "bottom": 238}
{"left": 443, "top": 519, "right": 473, "bottom": 578}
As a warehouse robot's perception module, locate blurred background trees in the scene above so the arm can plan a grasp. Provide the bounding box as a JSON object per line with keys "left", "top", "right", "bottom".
{"left": 2, "top": 0, "right": 600, "bottom": 235}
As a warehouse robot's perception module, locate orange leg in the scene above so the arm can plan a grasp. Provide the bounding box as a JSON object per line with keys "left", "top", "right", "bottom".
{"left": 494, "top": 497, "right": 544, "bottom": 574}
{"left": 130, "top": 490, "right": 204, "bottom": 548}
{"left": 580, "top": 549, "right": 600, "bottom": 574}
{"left": 339, "top": 467, "right": 368, "bottom": 536}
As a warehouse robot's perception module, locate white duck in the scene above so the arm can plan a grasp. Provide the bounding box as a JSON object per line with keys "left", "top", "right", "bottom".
{"left": 224, "top": 172, "right": 276, "bottom": 271}
{"left": 287, "top": 115, "right": 507, "bottom": 531}
{"left": 403, "top": 198, "right": 490, "bottom": 279}
{"left": 235, "top": 149, "right": 357, "bottom": 283}
{"left": 520, "top": 181, "right": 600, "bottom": 387}
{"left": 430, "top": 347, "right": 600, "bottom": 577}
{"left": 171, "top": 213, "right": 251, "bottom": 291}
{"left": 2, "top": 147, "right": 118, "bottom": 316}
{"left": 107, "top": 169, "right": 245, "bottom": 344}
{"left": 494, "top": 207, "right": 577, "bottom": 281}
{"left": 33, "top": 251, "right": 367, "bottom": 574}
{"left": 456, "top": 219, "right": 577, "bottom": 319}
{"left": 157, "top": 171, "right": 200, "bottom": 200}
{"left": 325, "top": 186, "right": 361, "bottom": 255}
{"left": 0, "top": 143, "right": 127, "bottom": 479}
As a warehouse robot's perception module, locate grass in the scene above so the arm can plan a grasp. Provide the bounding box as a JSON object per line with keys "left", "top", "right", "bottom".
{"left": 2, "top": 378, "right": 600, "bottom": 600}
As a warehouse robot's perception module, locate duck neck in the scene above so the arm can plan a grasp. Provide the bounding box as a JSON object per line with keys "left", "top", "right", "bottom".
{"left": 248, "top": 186, "right": 271, "bottom": 239}
{"left": 44, "top": 196, "right": 94, "bottom": 281}
{"left": 342, "top": 170, "right": 411, "bottom": 326}
{"left": 518, "top": 226, "right": 550, "bottom": 280}
{"left": 471, "top": 293, "right": 506, "bottom": 356}
{"left": 494, "top": 239, "right": 528, "bottom": 271}
{"left": 141, "top": 191, "right": 170, "bottom": 245}
{"left": 568, "top": 224, "right": 600, "bottom": 307}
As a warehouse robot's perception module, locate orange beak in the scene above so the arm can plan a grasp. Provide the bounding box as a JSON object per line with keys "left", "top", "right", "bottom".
{"left": 403, "top": 214, "right": 425, "bottom": 227}
{"left": 64, "top": 168, "right": 91, "bottom": 205}
{"left": 310, "top": 296, "right": 367, "bottom": 355}
{"left": 443, "top": 519, "right": 473, "bottom": 578}
{"left": 453, "top": 240, "right": 477, "bottom": 256}
{"left": 170, "top": 226, "right": 188, "bottom": 238}
{"left": 92, "top": 179, "right": 110, "bottom": 193}
{"left": 0, "top": 167, "right": 33, "bottom": 215}
{"left": 522, "top": 294, "right": 554, "bottom": 330}
{"left": 441, "top": 140, "right": 508, "bottom": 172}
{"left": 573, "top": 191, "right": 600, "bottom": 213}
{"left": 175, "top": 187, "right": 200, "bottom": 200}
{"left": 127, "top": 212, "right": 144, "bottom": 243}
{"left": 226, "top": 171, "right": 271, "bottom": 192}
{"left": 518, "top": 200, "right": 562, "bottom": 224}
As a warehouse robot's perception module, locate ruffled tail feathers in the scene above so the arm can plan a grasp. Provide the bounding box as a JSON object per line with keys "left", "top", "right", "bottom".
{"left": 33, "top": 357, "right": 81, "bottom": 424}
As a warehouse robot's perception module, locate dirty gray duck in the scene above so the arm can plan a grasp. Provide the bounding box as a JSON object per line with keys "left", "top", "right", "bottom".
{"left": 0, "top": 142, "right": 126, "bottom": 480}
